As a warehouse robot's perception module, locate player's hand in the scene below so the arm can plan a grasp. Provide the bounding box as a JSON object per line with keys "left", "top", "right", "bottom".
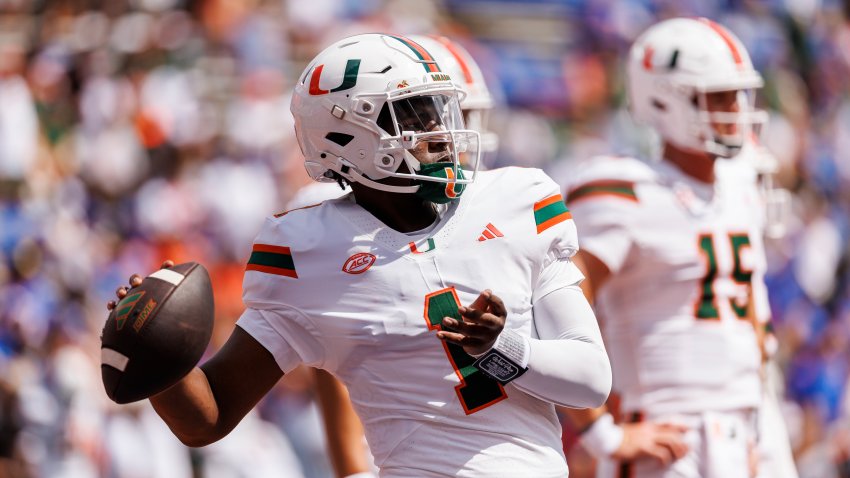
{"left": 436, "top": 289, "right": 506, "bottom": 356}
{"left": 106, "top": 260, "right": 175, "bottom": 311}
{"left": 612, "top": 421, "right": 689, "bottom": 466}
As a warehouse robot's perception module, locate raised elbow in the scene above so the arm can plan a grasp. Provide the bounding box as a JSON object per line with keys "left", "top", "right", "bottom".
{"left": 176, "top": 434, "right": 216, "bottom": 448}
{"left": 168, "top": 422, "right": 228, "bottom": 448}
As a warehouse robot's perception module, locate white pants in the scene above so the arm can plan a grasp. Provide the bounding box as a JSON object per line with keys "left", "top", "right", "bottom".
{"left": 596, "top": 410, "right": 756, "bottom": 478}
{"left": 756, "top": 364, "right": 799, "bottom": 478}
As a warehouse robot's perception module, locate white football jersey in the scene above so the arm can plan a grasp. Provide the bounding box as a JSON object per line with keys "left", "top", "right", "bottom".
{"left": 564, "top": 156, "right": 766, "bottom": 417}
{"left": 238, "top": 167, "right": 581, "bottom": 478}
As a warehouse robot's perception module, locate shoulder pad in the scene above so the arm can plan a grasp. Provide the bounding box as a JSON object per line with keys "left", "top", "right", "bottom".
{"left": 564, "top": 156, "right": 655, "bottom": 205}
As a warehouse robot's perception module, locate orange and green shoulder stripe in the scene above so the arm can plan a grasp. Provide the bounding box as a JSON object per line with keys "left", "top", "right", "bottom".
{"left": 246, "top": 244, "right": 298, "bottom": 278}
{"left": 534, "top": 194, "right": 572, "bottom": 234}
{"left": 566, "top": 180, "right": 638, "bottom": 204}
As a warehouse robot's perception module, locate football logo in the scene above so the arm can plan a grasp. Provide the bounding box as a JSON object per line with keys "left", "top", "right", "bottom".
{"left": 342, "top": 252, "right": 377, "bottom": 274}
{"left": 132, "top": 298, "right": 158, "bottom": 333}
{"left": 114, "top": 291, "right": 146, "bottom": 330}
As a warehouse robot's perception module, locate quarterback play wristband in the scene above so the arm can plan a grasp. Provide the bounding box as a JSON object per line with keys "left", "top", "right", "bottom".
{"left": 580, "top": 413, "right": 624, "bottom": 459}
{"left": 472, "top": 328, "right": 530, "bottom": 385}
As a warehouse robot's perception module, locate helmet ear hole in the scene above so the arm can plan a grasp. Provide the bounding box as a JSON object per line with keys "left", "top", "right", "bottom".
{"left": 325, "top": 132, "right": 354, "bottom": 147}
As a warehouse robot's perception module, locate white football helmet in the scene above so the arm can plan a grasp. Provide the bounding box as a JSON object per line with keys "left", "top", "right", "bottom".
{"left": 290, "top": 33, "right": 481, "bottom": 195}
{"left": 627, "top": 17, "right": 768, "bottom": 158}
{"left": 408, "top": 35, "right": 498, "bottom": 153}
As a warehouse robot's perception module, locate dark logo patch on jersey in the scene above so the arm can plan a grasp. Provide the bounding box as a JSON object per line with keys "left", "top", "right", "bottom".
{"left": 342, "top": 252, "right": 376, "bottom": 274}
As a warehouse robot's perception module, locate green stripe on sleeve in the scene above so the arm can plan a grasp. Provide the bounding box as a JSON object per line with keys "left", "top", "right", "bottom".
{"left": 534, "top": 201, "right": 570, "bottom": 226}
{"left": 248, "top": 251, "right": 296, "bottom": 271}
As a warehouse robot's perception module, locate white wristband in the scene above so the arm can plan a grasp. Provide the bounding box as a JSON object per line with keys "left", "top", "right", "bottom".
{"left": 471, "top": 328, "right": 530, "bottom": 384}
{"left": 342, "top": 473, "right": 377, "bottom": 478}
{"left": 492, "top": 328, "right": 530, "bottom": 368}
{"left": 579, "top": 413, "right": 624, "bottom": 460}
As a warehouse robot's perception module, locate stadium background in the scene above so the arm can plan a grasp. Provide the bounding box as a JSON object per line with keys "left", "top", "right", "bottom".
{"left": 0, "top": 0, "right": 848, "bottom": 476}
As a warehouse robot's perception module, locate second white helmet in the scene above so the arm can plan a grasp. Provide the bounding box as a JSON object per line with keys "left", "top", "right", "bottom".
{"left": 408, "top": 35, "right": 498, "bottom": 153}
{"left": 627, "top": 17, "right": 767, "bottom": 158}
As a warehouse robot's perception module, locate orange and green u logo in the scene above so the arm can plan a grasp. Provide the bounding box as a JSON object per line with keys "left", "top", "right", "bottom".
{"left": 309, "top": 59, "right": 362, "bottom": 96}
{"left": 444, "top": 167, "right": 461, "bottom": 199}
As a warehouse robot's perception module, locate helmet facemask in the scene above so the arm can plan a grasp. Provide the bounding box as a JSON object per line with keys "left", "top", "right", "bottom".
{"left": 365, "top": 87, "right": 480, "bottom": 200}
{"left": 689, "top": 87, "right": 767, "bottom": 158}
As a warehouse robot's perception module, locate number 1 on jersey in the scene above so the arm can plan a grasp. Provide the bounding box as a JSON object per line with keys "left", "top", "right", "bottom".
{"left": 424, "top": 287, "right": 507, "bottom": 414}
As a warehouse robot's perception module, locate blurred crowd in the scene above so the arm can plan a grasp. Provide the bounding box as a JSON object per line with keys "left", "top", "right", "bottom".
{"left": 0, "top": 0, "right": 848, "bottom": 477}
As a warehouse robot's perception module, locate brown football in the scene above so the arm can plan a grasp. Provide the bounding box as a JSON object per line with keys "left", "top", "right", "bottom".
{"left": 101, "top": 262, "right": 214, "bottom": 404}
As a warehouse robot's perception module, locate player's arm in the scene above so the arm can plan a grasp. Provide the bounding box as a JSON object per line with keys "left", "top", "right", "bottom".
{"left": 439, "top": 259, "right": 612, "bottom": 409}
{"left": 110, "top": 272, "right": 284, "bottom": 447}
{"left": 562, "top": 250, "right": 689, "bottom": 465}
{"left": 150, "top": 326, "right": 283, "bottom": 447}
{"left": 314, "top": 369, "right": 375, "bottom": 478}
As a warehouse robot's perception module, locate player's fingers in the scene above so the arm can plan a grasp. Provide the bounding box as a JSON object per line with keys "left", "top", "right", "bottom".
{"left": 442, "top": 317, "right": 491, "bottom": 337}
{"left": 161, "top": 260, "right": 174, "bottom": 269}
{"left": 459, "top": 306, "right": 502, "bottom": 329}
{"left": 458, "top": 305, "right": 485, "bottom": 323}
{"left": 468, "top": 289, "right": 492, "bottom": 311}
{"left": 656, "top": 422, "right": 690, "bottom": 434}
{"left": 486, "top": 293, "right": 507, "bottom": 318}
{"left": 107, "top": 300, "right": 116, "bottom": 310}
{"left": 116, "top": 286, "right": 128, "bottom": 298}
{"left": 655, "top": 433, "right": 689, "bottom": 460}
{"left": 645, "top": 444, "right": 675, "bottom": 466}
{"left": 436, "top": 331, "right": 466, "bottom": 344}
{"left": 129, "top": 274, "right": 143, "bottom": 288}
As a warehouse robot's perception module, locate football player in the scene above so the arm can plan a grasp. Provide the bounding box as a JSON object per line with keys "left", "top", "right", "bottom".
{"left": 559, "top": 18, "right": 797, "bottom": 478}
{"left": 110, "top": 33, "right": 611, "bottom": 477}
{"left": 302, "top": 34, "right": 502, "bottom": 478}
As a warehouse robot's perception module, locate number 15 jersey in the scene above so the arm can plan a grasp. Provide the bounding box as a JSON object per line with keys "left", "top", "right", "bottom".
{"left": 238, "top": 167, "right": 582, "bottom": 478}
{"left": 564, "top": 156, "right": 766, "bottom": 417}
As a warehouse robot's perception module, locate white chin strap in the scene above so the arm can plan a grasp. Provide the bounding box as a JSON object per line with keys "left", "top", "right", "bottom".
{"left": 343, "top": 167, "right": 420, "bottom": 194}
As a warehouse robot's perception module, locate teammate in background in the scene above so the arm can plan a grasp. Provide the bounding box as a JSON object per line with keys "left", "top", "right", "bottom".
{"left": 110, "top": 33, "right": 611, "bottom": 477}
{"left": 559, "top": 18, "right": 797, "bottom": 478}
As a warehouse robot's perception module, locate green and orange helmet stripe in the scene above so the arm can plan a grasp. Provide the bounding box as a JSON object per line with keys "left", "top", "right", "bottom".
{"left": 388, "top": 35, "right": 441, "bottom": 73}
